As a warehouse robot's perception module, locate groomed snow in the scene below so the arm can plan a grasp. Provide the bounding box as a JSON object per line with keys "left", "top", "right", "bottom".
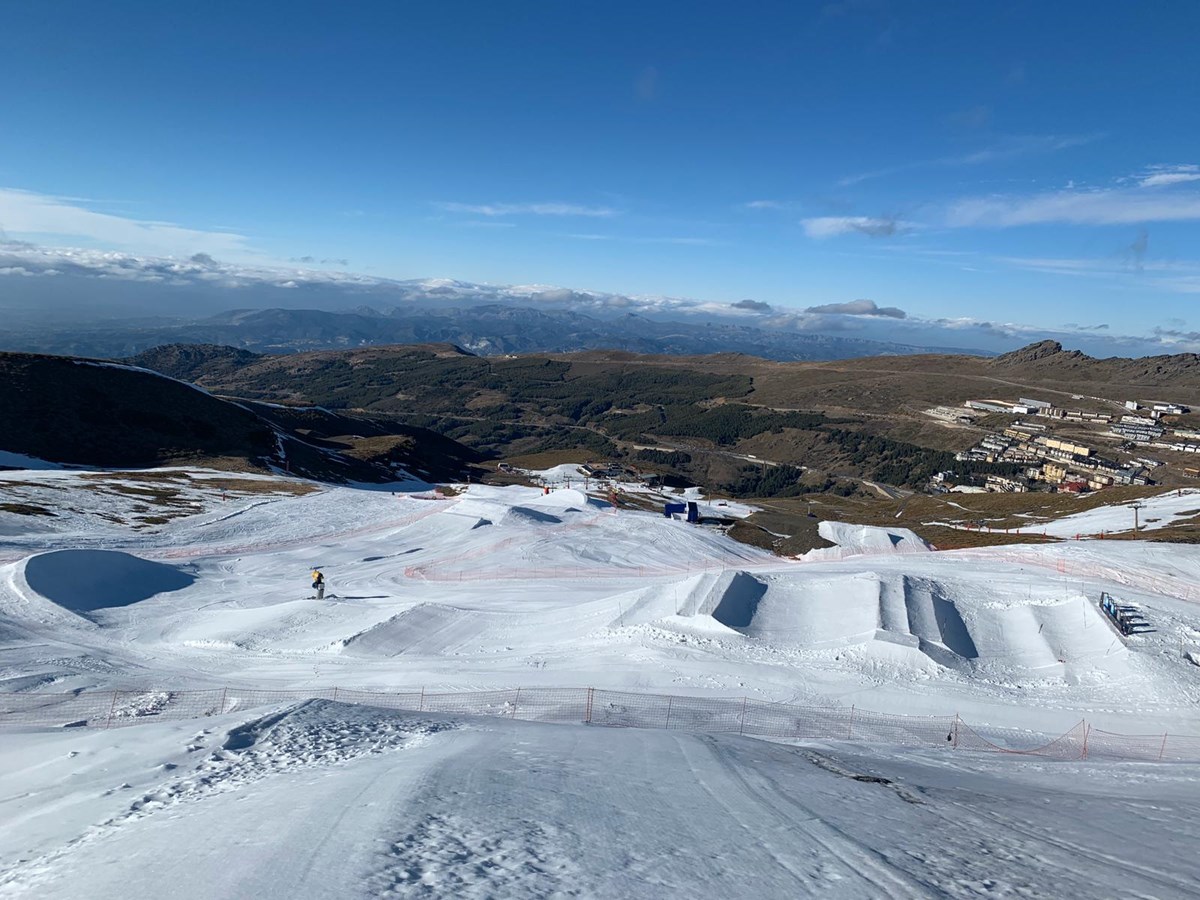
{"left": 1, "top": 470, "right": 1199, "bottom": 735}
{"left": 4, "top": 467, "right": 1200, "bottom": 895}
{"left": 1037, "top": 488, "right": 1200, "bottom": 537}
{"left": 2, "top": 701, "right": 1198, "bottom": 899}
{"left": 929, "top": 487, "right": 1200, "bottom": 538}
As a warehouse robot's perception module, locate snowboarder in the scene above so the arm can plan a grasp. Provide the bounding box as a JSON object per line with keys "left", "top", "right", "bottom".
{"left": 311, "top": 568, "right": 325, "bottom": 600}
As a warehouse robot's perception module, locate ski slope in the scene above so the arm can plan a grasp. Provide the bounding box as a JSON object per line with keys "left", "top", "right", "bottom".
{"left": 2, "top": 700, "right": 1198, "bottom": 899}
{"left": 3, "top": 466, "right": 1200, "bottom": 895}
{"left": 1036, "top": 488, "right": 1200, "bottom": 537}
{"left": 2, "top": 467, "right": 1200, "bottom": 735}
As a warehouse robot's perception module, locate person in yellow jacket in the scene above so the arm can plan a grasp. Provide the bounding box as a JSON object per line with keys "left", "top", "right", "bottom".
{"left": 311, "top": 568, "right": 325, "bottom": 600}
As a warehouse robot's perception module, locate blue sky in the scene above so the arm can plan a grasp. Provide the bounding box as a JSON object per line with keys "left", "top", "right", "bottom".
{"left": 3, "top": 1, "right": 1200, "bottom": 349}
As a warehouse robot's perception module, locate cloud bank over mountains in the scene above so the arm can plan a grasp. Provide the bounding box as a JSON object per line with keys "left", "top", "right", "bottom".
{"left": 1, "top": 237, "right": 1194, "bottom": 359}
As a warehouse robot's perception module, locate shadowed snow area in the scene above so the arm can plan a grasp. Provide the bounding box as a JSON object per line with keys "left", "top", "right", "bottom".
{"left": 706, "top": 571, "right": 767, "bottom": 628}
{"left": 22, "top": 550, "right": 195, "bottom": 614}
{"left": 504, "top": 506, "right": 563, "bottom": 525}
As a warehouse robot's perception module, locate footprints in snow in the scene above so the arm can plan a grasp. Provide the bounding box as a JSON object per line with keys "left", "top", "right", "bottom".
{"left": 118, "top": 704, "right": 449, "bottom": 821}
{"left": 371, "top": 813, "right": 582, "bottom": 898}
{"left": 0, "top": 703, "right": 452, "bottom": 893}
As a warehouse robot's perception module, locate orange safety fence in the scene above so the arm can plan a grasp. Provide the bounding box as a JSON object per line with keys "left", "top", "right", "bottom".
{"left": 1, "top": 686, "right": 1197, "bottom": 763}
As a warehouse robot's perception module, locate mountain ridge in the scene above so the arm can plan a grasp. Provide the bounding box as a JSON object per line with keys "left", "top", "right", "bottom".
{"left": 0, "top": 350, "right": 482, "bottom": 482}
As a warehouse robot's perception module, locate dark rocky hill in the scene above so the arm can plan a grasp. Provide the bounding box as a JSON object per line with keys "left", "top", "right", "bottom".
{"left": 0, "top": 351, "right": 482, "bottom": 482}
{"left": 0, "top": 352, "right": 278, "bottom": 469}
{"left": 130, "top": 343, "right": 262, "bottom": 383}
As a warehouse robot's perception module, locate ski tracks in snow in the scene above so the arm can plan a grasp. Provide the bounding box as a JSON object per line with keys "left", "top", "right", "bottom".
{"left": 684, "top": 736, "right": 936, "bottom": 898}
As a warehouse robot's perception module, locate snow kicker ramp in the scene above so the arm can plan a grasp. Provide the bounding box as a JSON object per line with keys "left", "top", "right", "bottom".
{"left": 21, "top": 549, "right": 195, "bottom": 616}
{"left": 801, "top": 521, "right": 932, "bottom": 561}
{"left": 679, "top": 570, "right": 1124, "bottom": 677}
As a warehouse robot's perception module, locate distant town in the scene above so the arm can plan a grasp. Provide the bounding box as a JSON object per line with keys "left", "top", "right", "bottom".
{"left": 925, "top": 395, "right": 1195, "bottom": 494}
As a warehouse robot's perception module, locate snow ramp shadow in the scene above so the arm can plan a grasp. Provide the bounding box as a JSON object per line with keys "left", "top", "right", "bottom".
{"left": 22, "top": 549, "right": 195, "bottom": 617}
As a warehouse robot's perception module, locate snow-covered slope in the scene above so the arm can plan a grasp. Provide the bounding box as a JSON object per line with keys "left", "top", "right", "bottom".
{"left": 2, "top": 469, "right": 1200, "bottom": 736}
{"left": 4, "top": 467, "right": 1200, "bottom": 896}
{"left": 2, "top": 701, "right": 1198, "bottom": 900}
{"left": 1037, "top": 488, "right": 1200, "bottom": 537}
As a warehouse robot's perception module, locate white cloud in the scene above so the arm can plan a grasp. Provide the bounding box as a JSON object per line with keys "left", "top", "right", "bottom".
{"left": 947, "top": 183, "right": 1200, "bottom": 228}
{"left": 801, "top": 215, "right": 906, "bottom": 238}
{"left": 984, "top": 253, "right": 1200, "bottom": 294}
{"left": 838, "top": 134, "right": 1101, "bottom": 187}
{"left": 436, "top": 201, "right": 617, "bottom": 218}
{"left": 743, "top": 200, "right": 788, "bottom": 210}
{"left": 0, "top": 187, "right": 255, "bottom": 259}
{"left": 0, "top": 241, "right": 388, "bottom": 291}
{"left": 1138, "top": 165, "right": 1200, "bottom": 188}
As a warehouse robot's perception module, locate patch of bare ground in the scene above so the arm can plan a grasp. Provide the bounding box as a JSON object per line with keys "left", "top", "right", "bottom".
{"left": 0, "top": 502, "right": 56, "bottom": 517}
{"left": 725, "top": 488, "right": 1185, "bottom": 556}
{"left": 192, "top": 477, "right": 317, "bottom": 497}
{"left": 727, "top": 515, "right": 835, "bottom": 556}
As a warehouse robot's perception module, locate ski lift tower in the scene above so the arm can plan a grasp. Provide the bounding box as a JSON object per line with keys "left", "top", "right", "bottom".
{"left": 1131, "top": 501, "right": 1145, "bottom": 533}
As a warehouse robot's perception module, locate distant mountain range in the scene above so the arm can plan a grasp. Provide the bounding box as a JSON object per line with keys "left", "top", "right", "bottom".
{"left": 0, "top": 302, "right": 991, "bottom": 361}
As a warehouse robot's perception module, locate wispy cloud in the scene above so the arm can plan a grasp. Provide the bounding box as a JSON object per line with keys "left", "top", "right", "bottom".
{"left": 947, "top": 185, "right": 1200, "bottom": 227}
{"left": 743, "top": 199, "right": 790, "bottom": 210}
{"left": 565, "top": 233, "right": 719, "bottom": 246}
{"left": 982, "top": 250, "right": 1200, "bottom": 294}
{"left": 1138, "top": 164, "right": 1200, "bottom": 188}
{"left": 436, "top": 201, "right": 618, "bottom": 218}
{"left": 838, "top": 133, "right": 1101, "bottom": 187}
{"left": 801, "top": 215, "right": 907, "bottom": 238}
{"left": 0, "top": 187, "right": 255, "bottom": 259}
{"left": 290, "top": 255, "right": 350, "bottom": 266}
{"left": 635, "top": 66, "right": 660, "bottom": 102}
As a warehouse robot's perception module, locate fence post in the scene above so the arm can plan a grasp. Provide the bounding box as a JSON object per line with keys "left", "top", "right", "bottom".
{"left": 952, "top": 714, "right": 960, "bottom": 749}
{"left": 739, "top": 697, "right": 747, "bottom": 735}
{"left": 1081, "top": 723, "right": 1091, "bottom": 759}
{"left": 105, "top": 691, "right": 119, "bottom": 729}
{"left": 419, "top": 687, "right": 425, "bottom": 712}
{"left": 847, "top": 705, "right": 855, "bottom": 739}
{"left": 665, "top": 696, "right": 673, "bottom": 730}
{"left": 1159, "top": 732, "right": 1169, "bottom": 761}
{"left": 585, "top": 688, "right": 594, "bottom": 724}
{"left": 331, "top": 686, "right": 339, "bottom": 702}
{"left": 512, "top": 687, "right": 520, "bottom": 718}
{"left": 220, "top": 687, "right": 228, "bottom": 715}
